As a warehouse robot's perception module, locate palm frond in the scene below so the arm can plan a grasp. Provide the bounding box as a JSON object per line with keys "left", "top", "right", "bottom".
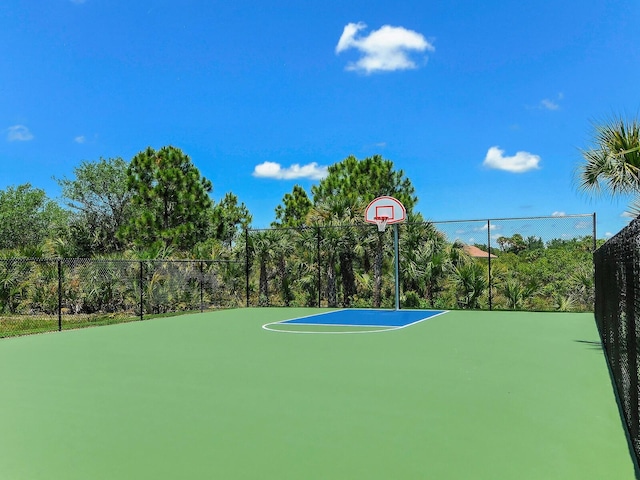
{"left": 578, "top": 117, "right": 640, "bottom": 196}
{"left": 624, "top": 195, "right": 640, "bottom": 219}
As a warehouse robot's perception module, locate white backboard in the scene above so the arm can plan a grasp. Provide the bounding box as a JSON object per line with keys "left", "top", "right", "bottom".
{"left": 364, "top": 196, "right": 407, "bottom": 224}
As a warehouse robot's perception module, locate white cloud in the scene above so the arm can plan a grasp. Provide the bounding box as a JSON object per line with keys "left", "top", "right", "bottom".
{"left": 538, "top": 92, "right": 563, "bottom": 111}
{"left": 253, "top": 161, "right": 328, "bottom": 180}
{"left": 552, "top": 211, "right": 566, "bottom": 217}
{"left": 540, "top": 99, "right": 559, "bottom": 110}
{"left": 74, "top": 135, "right": 86, "bottom": 144}
{"left": 483, "top": 146, "right": 541, "bottom": 173}
{"left": 336, "top": 22, "right": 434, "bottom": 74}
{"left": 489, "top": 223, "right": 501, "bottom": 232}
{"left": 7, "top": 125, "right": 34, "bottom": 142}
{"left": 476, "top": 223, "right": 501, "bottom": 232}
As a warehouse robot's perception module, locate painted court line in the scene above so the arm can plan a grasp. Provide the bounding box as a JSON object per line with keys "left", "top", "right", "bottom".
{"left": 262, "top": 309, "right": 448, "bottom": 334}
{"left": 283, "top": 309, "right": 447, "bottom": 327}
{"left": 262, "top": 324, "right": 396, "bottom": 335}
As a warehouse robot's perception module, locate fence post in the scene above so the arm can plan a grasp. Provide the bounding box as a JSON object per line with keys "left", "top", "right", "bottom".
{"left": 245, "top": 228, "right": 250, "bottom": 307}
{"left": 57, "top": 259, "right": 62, "bottom": 332}
{"left": 625, "top": 256, "right": 639, "bottom": 448}
{"left": 317, "top": 227, "right": 321, "bottom": 308}
{"left": 139, "top": 261, "right": 144, "bottom": 321}
{"left": 487, "top": 219, "right": 492, "bottom": 311}
{"left": 200, "top": 261, "right": 204, "bottom": 313}
{"left": 592, "top": 212, "right": 597, "bottom": 252}
{"left": 592, "top": 213, "right": 597, "bottom": 314}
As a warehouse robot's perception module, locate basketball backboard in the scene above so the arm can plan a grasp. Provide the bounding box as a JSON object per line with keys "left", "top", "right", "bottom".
{"left": 364, "top": 196, "right": 407, "bottom": 225}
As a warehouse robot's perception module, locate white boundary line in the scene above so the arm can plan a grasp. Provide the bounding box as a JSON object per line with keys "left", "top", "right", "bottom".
{"left": 396, "top": 310, "right": 449, "bottom": 328}
{"left": 262, "top": 309, "right": 449, "bottom": 335}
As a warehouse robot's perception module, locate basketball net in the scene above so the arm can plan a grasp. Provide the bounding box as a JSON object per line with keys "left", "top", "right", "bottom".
{"left": 374, "top": 216, "right": 389, "bottom": 232}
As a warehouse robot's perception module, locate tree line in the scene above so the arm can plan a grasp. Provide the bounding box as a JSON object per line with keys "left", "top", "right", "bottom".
{"left": 246, "top": 225, "right": 597, "bottom": 312}
{"left": 0, "top": 146, "right": 252, "bottom": 258}
{"left": 0, "top": 142, "right": 611, "bottom": 313}
{"left": 0, "top": 147, "right": 422, "bottom": 260}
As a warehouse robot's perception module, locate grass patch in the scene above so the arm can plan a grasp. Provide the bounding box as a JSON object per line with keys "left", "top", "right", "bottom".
{"left": 0, "top": 308, "right": 229, "bottom": 338}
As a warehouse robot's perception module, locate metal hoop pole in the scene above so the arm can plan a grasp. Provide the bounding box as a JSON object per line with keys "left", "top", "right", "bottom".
{"left": 394, "top": 223, "right": 400, "bottom": 311}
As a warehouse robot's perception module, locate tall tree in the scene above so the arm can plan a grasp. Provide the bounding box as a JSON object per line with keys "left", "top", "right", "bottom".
{"left": 57, "top": 157, "right": 133, "bottom": 254}
{"left": 308, "top": 155, "right": 418, "bottom": 307}
{"left": 307, "top": 196, "right": 364, "bottom": 307}
{"left": 496, "top": 234, "right": 527, "bottom": 254}
{"left": 273, "top": 185, "right": 313, "bottom": 227}
{"left": 311, "top": 154, "right": 417, "bottom": 213}
{"left": 120, "top": 146, "right": 213, "bottom": 251}
{"left": 577, "top": 116, "right": 640, "bottom": 215}
{"left": 250, "top": 229, "right": 278, "bottom": 306}
{"left": 211, "top": 192, "right": 252, "bottom": 248}
{"left": 0, "top": 184, "right": 68, "bottom": 251}
{"left": 400, "top": 215, "right": 449, "bottom": 307}
{"left": 306, "top": 201, "right": 344, "bottom": 307}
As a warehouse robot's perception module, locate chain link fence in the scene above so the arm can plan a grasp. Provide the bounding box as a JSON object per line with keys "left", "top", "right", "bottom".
{"left": 0, "top": 259, "right": 244, "bottom": 338}
{"left": 432, "top": 214, "right": 596, "bottom": 311}
{"left": 246, "top": 214, "right": 597, "bottom": 312}
{"left": 1, "top": 214, "right": 597, "bottom": 338}
{"left": 594, "top": 216, "right": 640, "bottom": 465}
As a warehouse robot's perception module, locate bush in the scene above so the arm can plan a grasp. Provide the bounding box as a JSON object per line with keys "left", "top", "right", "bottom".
{"left": 403, "top": 290, "right": 423, "bottom": 309}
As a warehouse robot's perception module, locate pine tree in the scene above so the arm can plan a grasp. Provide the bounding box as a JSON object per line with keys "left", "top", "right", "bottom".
{"left": 311, "top": 154, "right": 417, "bottom": 213}
{"left": 273, "top": 185, "right": 313, "bottom": 227}
{"left": 211, "top": 192, "right": 252, "bottom": 248}
{"left": 119, "top": 146, "right": 213, "bottom": 252}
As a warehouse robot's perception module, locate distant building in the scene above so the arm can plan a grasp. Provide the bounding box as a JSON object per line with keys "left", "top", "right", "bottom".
{"left": 462, "top": 244, "right": 497, "bottom": 259}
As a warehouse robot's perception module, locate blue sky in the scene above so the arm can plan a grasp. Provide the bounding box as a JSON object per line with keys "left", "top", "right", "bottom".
{"left": 2, "top": 0, "right": 639, "bottom": 238}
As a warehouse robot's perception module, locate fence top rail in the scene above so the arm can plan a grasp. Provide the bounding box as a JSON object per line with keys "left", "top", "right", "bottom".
{"left": 594, "top": 216, "right": 640, "bottom": 254}
{"left": 248, "top": 224, "right": 360, "bottom": 232}
{"left": 0, "top": 258, "right": 243, "bottom": 264}
{"left": 248, "top": 213, "right": 596, "bottom": 232}
{"left": 428, "top": 213, "right": 595, "bottom": 224}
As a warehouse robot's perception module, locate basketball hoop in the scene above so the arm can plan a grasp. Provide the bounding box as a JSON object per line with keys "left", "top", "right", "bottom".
{"left": 364, "top": 196, "right": 406, "bottom": 311}
{"left": 374, "top": 216, "right": 389, "bottom": 232}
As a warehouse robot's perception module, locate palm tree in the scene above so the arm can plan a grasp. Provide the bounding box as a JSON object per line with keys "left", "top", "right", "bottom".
{"left": 322, "top": 229, "right": 340, "bottom": 307}
{"left": 399, "top": 219, "right": 449, "bottom": 308}
{"left": 577, "top": 116, "right": 640, "bottom": 215}
{"left": 370, "top": 229, "right": 387, "bottom": 308}
{"left": 452, "top": 262, "right": 487, "bottom": 309}
{"left": 250, "top": 230, "right": 278, "bottom": 306}
{"left": 271, "top": 229, "right": 297, "bottom": 306}
{"left": 568, "top": 264, "right": 594, "bottom": 310}
{"left": 0, "top": 258, "right": 27, "bottom": 314}
{"left": 335, "top": 222, "right": 364, "bottom": 308}
{"left": 499, "top": 278, "right": 537, "bottom": 310}
{"left": 292, "top": 226, "right": 323, "bottom": 307}
{"left": 307, "top": 204, "right": 345, "bottom": 308}
{"left": 307, "top": 197, "right": 366, "bottom": 307}
{"left": 358, "top": 221, "right": 391, "bottom": 308}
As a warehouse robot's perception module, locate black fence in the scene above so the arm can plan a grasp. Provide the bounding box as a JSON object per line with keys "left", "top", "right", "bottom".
{"left": 1, "top": 213, "right": 597, "bottom": 338}
{"left": 246, "top": 214, "right": 597, "bottom": 312}
{"left": 0, "top": 259, "right": 245, "bottom": 338}
{"left": 594, "top": 216, "right": 640, "bottom": 465}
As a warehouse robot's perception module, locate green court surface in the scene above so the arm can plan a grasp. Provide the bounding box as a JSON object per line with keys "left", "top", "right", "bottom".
{"left": 0, "top": 308, "right": 636, "bottom": 479}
